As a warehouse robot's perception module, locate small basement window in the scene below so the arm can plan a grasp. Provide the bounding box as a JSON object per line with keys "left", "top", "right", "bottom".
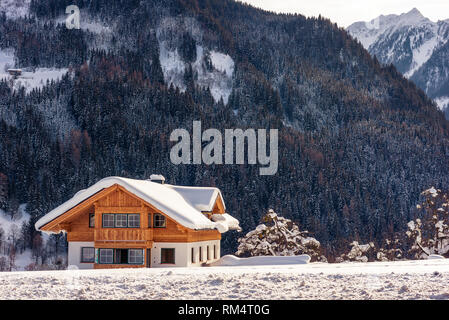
{"left": 161, "top": 248, "right": 175, "bottom": 264}
{"left": 81, "top": 247, "right": 95, "bottom": 263}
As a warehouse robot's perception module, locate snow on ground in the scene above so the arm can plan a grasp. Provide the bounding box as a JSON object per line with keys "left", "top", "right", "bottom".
{"left": 0, "top": 49, "right": 69, "bottom": 94}
{"left": 158, "top": 42, "right": 234, "bottom": 104}
{"left": 0, "top": 49, "right": 77, "bottom": 137}
{"left": 211, "top": 255, "right": 310, "bottom": 266}
{"left": 2, "top": 259, "right": 449, "bottom": 299}
{"left": 158, "top": 42, "right": 187, "bottom": 91}
{"left": 209, "top": 51, "right": 234, "bottom": 77}
{"left": 156, "top": 17, "right": 234, "bottom": 104}
{"left": 194, "top": 46, "right": 234, "bottom": 104}
{"left": 193, "top": 46, "right": 234, "bottom": 104}
{"left": 13, "top": 68, "right": 69, "bottom": 93}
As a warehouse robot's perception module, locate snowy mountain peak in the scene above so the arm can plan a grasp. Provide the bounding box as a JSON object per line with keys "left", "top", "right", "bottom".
{"left": 401, "top": 8, "right": 425, "bottom": 21}
{"left": 385, "top": 7, "right": 428, "bottom": 26}
{"left": 347, "top": 9, "right": 449, "bottom": 113}
{"left": 347, "top": 8, "right": 434, "bottom": 49}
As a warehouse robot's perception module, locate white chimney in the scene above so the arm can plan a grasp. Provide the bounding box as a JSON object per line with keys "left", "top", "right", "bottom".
{"left": 149, "top": 174, "right": 166, "bottom": 184}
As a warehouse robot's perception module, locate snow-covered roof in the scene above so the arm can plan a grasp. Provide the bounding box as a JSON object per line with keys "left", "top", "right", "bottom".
{"left": 166, "top": 185, "right": 225, "bottom": 212}
{"left": 35, "top": 176, "right": 238, "bottom": 233}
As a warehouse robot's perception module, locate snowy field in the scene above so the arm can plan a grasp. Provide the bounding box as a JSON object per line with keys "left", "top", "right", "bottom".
{"left": 2, "top": 259, "right": 449, "bottom": 300}
{"left": 0, "top": 48, "right": 69, "bottom": 94}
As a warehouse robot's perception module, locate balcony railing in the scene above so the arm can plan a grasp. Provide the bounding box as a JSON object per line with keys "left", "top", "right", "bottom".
{"left": 94, "top": 228, "right": 152, "bottom": 242}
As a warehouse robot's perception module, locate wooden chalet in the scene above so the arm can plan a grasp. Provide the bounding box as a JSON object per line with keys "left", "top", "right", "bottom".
{"left": 35, "top": 176, "right": 240, "bottom": 269}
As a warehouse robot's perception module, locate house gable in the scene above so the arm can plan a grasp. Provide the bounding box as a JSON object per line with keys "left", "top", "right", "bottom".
{"left": 36, "top": 177, "right": 224, "bottom": 232}
{"left": 39, "top": 186, "right": 117, "bottom": 233}
{"left": 40, "top": 184, "right": 221, "bottom": 243}
{"left": 211, "top": 193, "right": 225, "bottom": 214}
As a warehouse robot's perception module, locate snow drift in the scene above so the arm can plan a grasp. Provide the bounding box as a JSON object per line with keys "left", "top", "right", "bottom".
{"left": 210, "top": 254, "right": 311, "bottom": 266}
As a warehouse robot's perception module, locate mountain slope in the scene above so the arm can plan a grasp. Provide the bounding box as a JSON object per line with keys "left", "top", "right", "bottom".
{"left": 1, "top": 0, "right": 449, "bottom": 260}
{"left": 347, "top": 8, "right": 449, "bottom": 112}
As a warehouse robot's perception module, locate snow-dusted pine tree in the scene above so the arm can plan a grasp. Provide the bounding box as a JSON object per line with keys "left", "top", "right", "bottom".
{"left": 406, "top": 187, "right": 449, "bottom": 259}
{"left": 236, "top": 209, "right": 327, "bottom": 262}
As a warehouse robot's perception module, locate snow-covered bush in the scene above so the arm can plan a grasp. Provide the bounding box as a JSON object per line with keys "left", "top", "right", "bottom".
{"left": 405, "top": 187, "right": 449, "bottom": 259}
{"left": 335, "top": 238, "right": 404, "bottom": 263}
{"left": 376, "top": 238, "right": 403, "bottom": 261}
{"left": 335, "top": 187, "right": 449, "bottom": 263}
{"left": 336, "top": 241, "right": 376, "bottom": 262}
{"left": 236, "top": 209, "right": 327, "bottom": 262}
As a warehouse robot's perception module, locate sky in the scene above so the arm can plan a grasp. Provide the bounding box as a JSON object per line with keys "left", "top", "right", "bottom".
{"left": 239, "top": 0, "right": 449, "bottom": 27}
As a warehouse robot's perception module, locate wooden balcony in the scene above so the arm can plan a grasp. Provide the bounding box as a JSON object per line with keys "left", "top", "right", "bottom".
{"left": 94, "top": 228, "right": 153, "bottom": 244}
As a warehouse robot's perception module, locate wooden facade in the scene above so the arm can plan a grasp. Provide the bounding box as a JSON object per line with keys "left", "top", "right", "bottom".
{"left": 40, "top": 184, "right": 224, "bottom": 268}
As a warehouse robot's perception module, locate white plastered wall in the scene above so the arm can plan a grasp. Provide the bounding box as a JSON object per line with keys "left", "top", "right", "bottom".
{"left": 68, "top": 241, "right": 95, "bottom": 269}
{"left": 151, "top": 240, "right": 220, "bottom": 267}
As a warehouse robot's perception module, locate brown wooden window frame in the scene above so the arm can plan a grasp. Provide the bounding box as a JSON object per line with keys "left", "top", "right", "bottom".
{"left": 102, "top": 213, "right": 141, "bottom": 228}
{"left": 115, "top": 214, "right": 128, "bottom": 228}
{"left": 81, "top": 247, "right": 95, "bottom": 263}
{"left": 127, "top": 214, "right": 140, "bottom": 228}
{"left": 161, "top": 248, "right": 175, "bottom": 264}
{"left": 98, "top": 248, "right": 144, "bottom": 265}
{"left": 153, "top": 214, "right": 166, "bottom": 228}
{"left": 98, "top": 248, "right": 114, "bottom": 264}
{"left": 102, "top": 214, "right": 115, "bottom": 228}
{"left": 128, "top": 249, "right": 144, "bottom": 265}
